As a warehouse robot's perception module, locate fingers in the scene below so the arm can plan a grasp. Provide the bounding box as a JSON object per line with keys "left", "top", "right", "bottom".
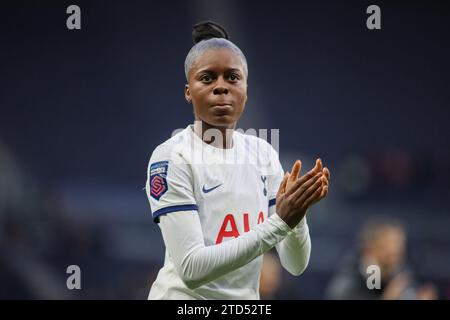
{"left": 287, "top": 160, "right": 302, "bottom": 190}
{"left": 291, "top": 160, "right": 302, "bottom": 180}
{"left": 321, "top": 173, "right": 329, "bottom": 190}
{"left": 311, "top": 177, "right": 329, "bottom": 206}
{"left": 318, "top": 184, "right": 328, "bottom": 201}
{"left": 320, "top": 167, "right": 330, "bottom": 198}
{"left": 285, "top": 159, "right": 330, "bottom": 203}
{"left": 323, "top": 167, "right": 330, "bottom": 181}
{"left": 310, "top": 174, "right": 328, "bottom": 205}
{"left": 284, "top": 160, "right": 330, "bottom": 210}
{"left": 314, "top": 158, "right": 323, "bottom": 173}
{"left": 277, "top": 172, "right": 290, "bottom": 197}
{"left": 285, "top": 168, "right": 321, "bottom": 197}
{"left": 303, "top": 183, "right": 325, "bottom": 208}
{"left": 291, "top": 174, "right": 323, "bottom": 207}
{"left": 288, "top": 172, "right": 322, "bottom": 201}
{"left": 292, "top": 173, "right": 329, "bottom": 209}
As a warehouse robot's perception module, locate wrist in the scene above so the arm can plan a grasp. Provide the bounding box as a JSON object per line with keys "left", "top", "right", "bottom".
{"left": 272, "top": 212, "right": 294, "bottom": 234}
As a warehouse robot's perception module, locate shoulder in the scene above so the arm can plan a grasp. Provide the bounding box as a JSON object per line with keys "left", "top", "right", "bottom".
{"left": 146, "top": 128, "right": 194, "bottom": 190}
{"left": 234, "top": 130, "right": 277, "bottom": 155}
{"left": 149, "top": 128, "right": 191, "bottom": 164}
{"left": 234, "top": 130, "right": 281, "bottom": 176}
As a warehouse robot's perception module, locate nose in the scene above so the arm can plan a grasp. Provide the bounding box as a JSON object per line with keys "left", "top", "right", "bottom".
{"left": 213, "top": 77, "right": 229, "bottom": 95}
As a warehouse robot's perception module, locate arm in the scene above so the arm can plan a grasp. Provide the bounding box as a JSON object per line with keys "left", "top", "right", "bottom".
{"left": 274, "top": 213, "right": 311, "bottom": 276}
{"left": 158, "top": 210, "right": 292, "bottom": 290}
{"left": 146, "top": 146, "right": 295, "bottom": 289}
{"left": 268, "top": 155, "right": 329, "bottom": 276}
{"left": 266, "top": 149, "right": 311, "bottom": 276}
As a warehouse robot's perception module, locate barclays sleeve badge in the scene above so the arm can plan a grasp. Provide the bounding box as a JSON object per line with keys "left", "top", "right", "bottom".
{"left": 149, "top": 161, "right": 169, "bottom": 200}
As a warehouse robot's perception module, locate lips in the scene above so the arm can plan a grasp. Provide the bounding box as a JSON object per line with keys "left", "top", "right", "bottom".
{"left": 210, "top": 103, "right": 233, "bottom": 115}
{"left": 211, "top": 102, "right": 232, "bottom": 107}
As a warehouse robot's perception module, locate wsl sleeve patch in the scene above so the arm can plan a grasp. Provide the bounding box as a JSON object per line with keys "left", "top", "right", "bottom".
{"left": 149, "top": 161, "right": 169, "bottom": 200}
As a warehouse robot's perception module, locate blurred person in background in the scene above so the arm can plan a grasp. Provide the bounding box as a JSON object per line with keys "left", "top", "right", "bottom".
{"left": 326, "top": 218, "right": 438, "bottom": 300}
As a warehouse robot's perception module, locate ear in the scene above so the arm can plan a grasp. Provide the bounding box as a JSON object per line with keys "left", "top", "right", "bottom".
{"left": 184, "top": 84, "right": 191, "bottom": 103}
{"left": 244, "top": 83, "right": 248, "bottom": 104}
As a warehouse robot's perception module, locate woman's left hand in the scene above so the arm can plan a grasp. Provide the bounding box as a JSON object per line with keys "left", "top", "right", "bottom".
{"left": 285, "top": 158, "right": 330, "bottom": 207}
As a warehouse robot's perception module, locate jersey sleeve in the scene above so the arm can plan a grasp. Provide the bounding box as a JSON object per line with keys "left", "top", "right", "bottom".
{"left": 265, "top": 147, "right": 311, "bottom": 276}
{"left": 267, "top": 146, "right": 285, "bottom": 215}
{"left": 159, "top": 209, "right": 292, "bottom": 290}
{"left": 145, "top": 146, "right": 197, "bottom": 223}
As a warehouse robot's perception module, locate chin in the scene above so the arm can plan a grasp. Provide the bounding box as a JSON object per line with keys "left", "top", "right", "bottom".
{"left": 212, "top": 119, "right": 236, "bottom": 128}
{"left": 206, "top": 115, "right": 236, "bottom": 128}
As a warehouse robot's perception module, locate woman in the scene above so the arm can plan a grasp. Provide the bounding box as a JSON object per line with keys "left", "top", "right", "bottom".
{"left": 145, "top": 21, "right": 330, "bottom": 299}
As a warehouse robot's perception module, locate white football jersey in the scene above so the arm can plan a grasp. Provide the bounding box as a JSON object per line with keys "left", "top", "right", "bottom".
{"left": 145, "top": 125, "right": 285, "bottom": 299}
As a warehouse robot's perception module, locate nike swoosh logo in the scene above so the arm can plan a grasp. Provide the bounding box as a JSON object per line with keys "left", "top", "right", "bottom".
{"left": 202, "top": 183, "right": 222, "bottom": 193}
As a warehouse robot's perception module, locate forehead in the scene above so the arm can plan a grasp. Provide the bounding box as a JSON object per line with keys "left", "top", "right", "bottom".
{"left": 191, "top": 48, "right": 245, "bottom": 74}
{"left": 374, "top": 227, "right": 405, "bottom": 244}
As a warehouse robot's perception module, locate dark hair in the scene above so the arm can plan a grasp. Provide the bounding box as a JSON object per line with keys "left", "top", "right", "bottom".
{"left": 184, "top": 21, "right": 248, "bottom": 80}
{"left": 192, "top": 21, "right": 229, "bottom": 44}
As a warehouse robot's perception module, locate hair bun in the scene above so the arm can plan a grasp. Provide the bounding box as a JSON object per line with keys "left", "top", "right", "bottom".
{"left": 192, "top": 21, "right": 229, "bottom": 44}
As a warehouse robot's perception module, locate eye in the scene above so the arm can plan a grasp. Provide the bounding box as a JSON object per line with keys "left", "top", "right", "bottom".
{"left": 200, "top": 74, "right": 212, "bottom": 83}
{"left": 228, "top": 73, "right": 240, "bottom": 82}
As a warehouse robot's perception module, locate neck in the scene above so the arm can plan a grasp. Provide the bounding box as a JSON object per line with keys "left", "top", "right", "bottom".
{"left": 193, "top": 120, "right": 235, "bottom": 149}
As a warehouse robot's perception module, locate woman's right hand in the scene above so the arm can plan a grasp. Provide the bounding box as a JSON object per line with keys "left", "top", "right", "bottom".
{"left": 276, "top": 159, "right": 329, "bottom": 229}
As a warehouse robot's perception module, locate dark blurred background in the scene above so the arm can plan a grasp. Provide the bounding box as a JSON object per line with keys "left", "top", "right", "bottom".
{"left": 0, "top": 0, "right": 449, "bottom": 299}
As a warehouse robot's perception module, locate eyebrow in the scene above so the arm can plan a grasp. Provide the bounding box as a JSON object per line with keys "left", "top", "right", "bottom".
{"left": 196, "top": 67, "right": 243, "bottom": 75}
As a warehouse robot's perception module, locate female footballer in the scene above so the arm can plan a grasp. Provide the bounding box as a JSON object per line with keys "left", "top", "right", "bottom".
{"left": 145, "top": 21, "right": 330, "bottom": 299}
